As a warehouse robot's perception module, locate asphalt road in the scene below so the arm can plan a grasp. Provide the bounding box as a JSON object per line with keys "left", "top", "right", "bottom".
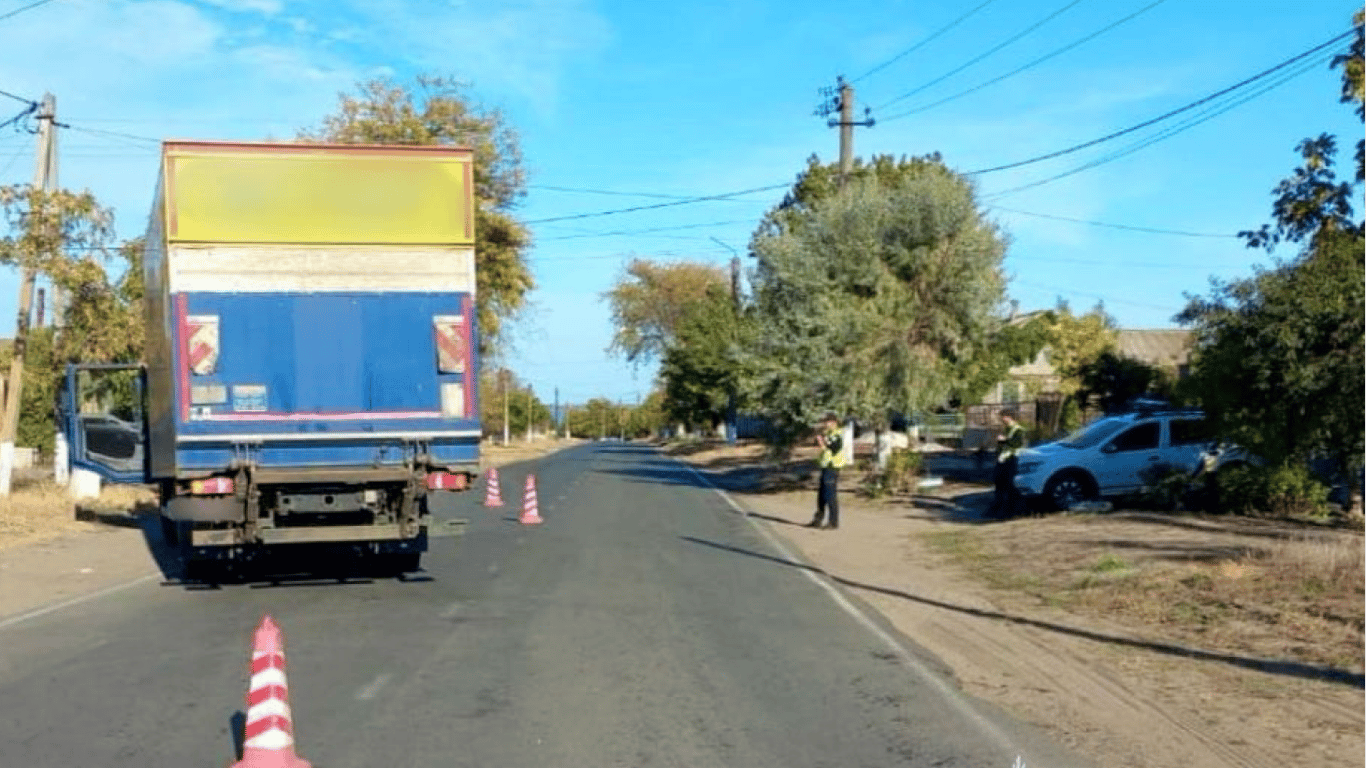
{"left": 0, "top": 442, "right": 1091, "bottom": 767}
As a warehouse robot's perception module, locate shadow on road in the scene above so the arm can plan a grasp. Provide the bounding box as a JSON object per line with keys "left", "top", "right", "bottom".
{"left": 230, "top": 710, "right": 245, "bottom": 762}
{"left": 679, "top": 533, "right": 1366, "bottom": 689}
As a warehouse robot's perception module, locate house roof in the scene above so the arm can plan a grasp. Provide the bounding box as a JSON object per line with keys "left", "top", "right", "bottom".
{"left": 1116, "top": 329, "right": 1193, "bottom": 368}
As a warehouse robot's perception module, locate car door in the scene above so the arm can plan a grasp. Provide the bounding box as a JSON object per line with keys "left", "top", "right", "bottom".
{"left": 1164, "top": 417, "right": 1213, "bottom": 474}
{"left": 1095, "top": 420, "right": 1161, "bottom": 495}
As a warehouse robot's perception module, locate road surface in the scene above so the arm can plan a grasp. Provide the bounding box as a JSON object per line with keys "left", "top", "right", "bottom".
{"left": 0, "top": 442, "right": 1091, "bottom": 767}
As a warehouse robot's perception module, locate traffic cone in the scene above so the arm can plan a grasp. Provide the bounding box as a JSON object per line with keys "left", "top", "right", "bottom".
{"left": 233, "top": 615, "right": 311, "bottom": 768}
{"left": 519, "top": 474, "right": 543, "bottom": 525}
{"left": 483, "top": 467, "right": 504, "bottom": 508}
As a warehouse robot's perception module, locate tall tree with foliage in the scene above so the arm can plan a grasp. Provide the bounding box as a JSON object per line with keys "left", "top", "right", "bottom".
{"left": 301, "top": 75, "right": 533, "bottom": 358}
{"left": 1178, "top": 14, "right": 1365, "bottom": 513}
{"left": 0, "top": 186, "right": 133, "bottom": 454}
{"left": 658, "top": 284, "right": 750, "bottom": 429}
{"left": 604, "top": 259, "right": 730, "bottom": 364}
{"left": 948, "top": 313, "right": 1052, "bottom": 406}
{"left": 743, "top": 155, "right": 1008, "bottom": 447}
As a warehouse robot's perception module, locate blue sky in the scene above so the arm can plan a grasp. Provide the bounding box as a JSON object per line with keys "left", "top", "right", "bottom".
{"left": 0, "top": 0, "right": 1360, "bottom": 407}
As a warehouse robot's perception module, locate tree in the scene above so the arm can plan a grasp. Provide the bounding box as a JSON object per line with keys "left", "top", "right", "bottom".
{"left": 658, "top": 284, "right": 749, "bottom": 429}
{"left": 0, "top": 186, "right": 126, "bottom": 455}
{"left": 1178, "top": 15, "right": 1364, "bottom": 514}
{"left": 301, "top": 75, "right": 534, "bottom": 358}
{"left": 948, "top": 313, "right": 1052, "bottom": 406}
{"left": 603, "top": 259, "right": 729, "bottom": 364}
{"left": 742, "top": 155, "right": 1008, "bottom": 448}
{"left": 1077, "top": 351, "right": 1174, "bottom": 415}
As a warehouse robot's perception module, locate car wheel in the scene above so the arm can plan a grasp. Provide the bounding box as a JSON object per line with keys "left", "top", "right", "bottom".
{"left": 1044, "top": 471, "right": 1097, "bottom": 511}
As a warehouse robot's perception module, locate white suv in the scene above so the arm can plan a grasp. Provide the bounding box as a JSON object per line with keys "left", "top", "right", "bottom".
{"left": 1014, "top": 408, "right": 1234, "bottom": 511}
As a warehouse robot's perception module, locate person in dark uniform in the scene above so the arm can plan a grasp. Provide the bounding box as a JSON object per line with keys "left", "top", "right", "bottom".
{"left": 807, "top": 414, "right": 846, "bottom": 530}
{"left": 990, "top": 410, "right": 1026, "bottom": 518}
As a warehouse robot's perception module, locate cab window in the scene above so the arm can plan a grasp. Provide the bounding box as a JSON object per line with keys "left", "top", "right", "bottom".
{"left": 1169, "top": 418, "right": 1212, "bottom": 446}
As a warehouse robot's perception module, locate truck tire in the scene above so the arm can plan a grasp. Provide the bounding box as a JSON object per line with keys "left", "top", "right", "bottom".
{"left": 389, "top": 553, "right": 421, "bottom": 575}
{"left": 1043, "top": 470, "right": 1098, "bottom": 512}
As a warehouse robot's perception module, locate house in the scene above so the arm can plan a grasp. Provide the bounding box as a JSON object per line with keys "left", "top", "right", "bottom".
{"left": 1115, "top": 329, "right": 1195, "bottom": 378}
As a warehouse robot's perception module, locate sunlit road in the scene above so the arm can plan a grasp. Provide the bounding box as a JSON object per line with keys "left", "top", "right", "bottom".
{"left": 0, "top": 443, "right": 1090, "bottom": 767}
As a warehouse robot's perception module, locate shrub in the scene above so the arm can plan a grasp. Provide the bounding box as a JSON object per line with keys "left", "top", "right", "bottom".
{"left": 1215, "top": 462, "right": 1332, "bottom": 519}
{"left": 1137, "top": 464, "right": 1194, "bottom": 511}
{"left": 863, "top": 448, "right": 923, "bottom": 498}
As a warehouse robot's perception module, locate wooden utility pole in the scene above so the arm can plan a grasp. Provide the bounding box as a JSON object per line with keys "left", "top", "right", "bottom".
{"left": 816, "top": 77, "right": 875, "bottom": 186}
{"left": 0, "top": 93, "right": 55, "bottom": 497}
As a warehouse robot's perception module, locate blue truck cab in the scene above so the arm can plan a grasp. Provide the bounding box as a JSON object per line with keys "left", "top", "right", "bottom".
{"left": 63, "top": 141, "right": 481, "bottom": 572}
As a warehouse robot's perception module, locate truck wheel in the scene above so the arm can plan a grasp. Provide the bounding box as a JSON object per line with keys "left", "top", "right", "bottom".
{"left": 1044, "top": 471, "right": 1097, "bottom": 512}
{"left": 389, "top": 553, "right": 421, "bottom": 575}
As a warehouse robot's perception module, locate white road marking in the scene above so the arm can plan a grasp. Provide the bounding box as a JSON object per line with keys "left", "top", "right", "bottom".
{"left": 439, "top": 601, "right": 462, "bottom": 619}
{"left": 0, "top": 573, "right": 159, "bottom": 631}
{"left": 675, "top": 458, "right": 1023, "bottom": 758}
{"left": 355, "top": 673, "right": 393, "bottom": 701}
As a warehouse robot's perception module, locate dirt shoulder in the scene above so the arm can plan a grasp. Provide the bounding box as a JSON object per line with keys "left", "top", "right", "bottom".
{"left": 668, "top": 439, "right": 1364, "bottom": 768}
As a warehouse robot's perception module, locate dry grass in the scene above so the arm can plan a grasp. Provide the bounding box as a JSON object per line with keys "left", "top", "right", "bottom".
{"left": 0, "top": 481, "right": 156, "bottom": 550}
{"left": 950, "top": 514, "right": 1365, "bottom": 674}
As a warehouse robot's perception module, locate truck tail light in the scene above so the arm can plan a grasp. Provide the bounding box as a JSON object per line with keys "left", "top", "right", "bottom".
{"left": 189, "top": 477, "right": 235, "bottom": 495}
{"left": 426, "top": 472, "right": 468, "bottom": 491}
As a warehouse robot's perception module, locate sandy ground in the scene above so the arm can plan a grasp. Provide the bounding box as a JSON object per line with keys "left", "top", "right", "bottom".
{"left": 2, "top": 437, "right": 1360, "bottom": 768}
{"left": 672, "top": 440, "right": 1364, "bottom": 768}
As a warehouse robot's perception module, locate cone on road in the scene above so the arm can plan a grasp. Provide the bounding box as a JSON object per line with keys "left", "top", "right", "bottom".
{"left": 483, "top": 467, "right": 504, "bottom": 508}
{"left": 233, "top": 615, "right": 311, "bottom": 768}
{"left": 519, "top": 474, "right": 543, "bottom": 525}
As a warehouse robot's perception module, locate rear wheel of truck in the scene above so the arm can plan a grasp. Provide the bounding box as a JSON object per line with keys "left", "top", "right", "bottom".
{"left": 387, "top": 553, "right": 422, "bottom": 575}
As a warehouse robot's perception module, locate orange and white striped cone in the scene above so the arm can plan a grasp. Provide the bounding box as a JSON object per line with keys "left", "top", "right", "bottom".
{"left": 519, "top": 474, "right": 543, "bottom": 525}
{"left": 483, "top": 467, "right": 504, "bottom": 508}
{"left": 233, "top": 615, "right": 311, "bottom": 768}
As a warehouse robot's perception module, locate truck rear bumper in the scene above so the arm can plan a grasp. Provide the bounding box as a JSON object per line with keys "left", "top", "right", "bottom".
{"left": 192, "top": 523, "right": 419, "bottom": 546}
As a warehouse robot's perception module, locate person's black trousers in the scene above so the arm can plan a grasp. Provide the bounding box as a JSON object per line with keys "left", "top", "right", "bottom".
{"left": 816, "top": 467, "right": 840, "bottom": 527}
{"left": 992, "top": 456, "right": 1020, "bottom": 517}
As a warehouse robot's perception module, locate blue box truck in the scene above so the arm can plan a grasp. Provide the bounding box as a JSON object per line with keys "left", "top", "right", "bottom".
{"left": 62, "top": 141, "right": 481, "bottom": 574}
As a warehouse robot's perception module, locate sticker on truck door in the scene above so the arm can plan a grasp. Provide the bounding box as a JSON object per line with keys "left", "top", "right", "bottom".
{"left": 433, "top": 315, "right": 467, "bottom": 374}
{"left": 231, "top": 384, "right": 268, "bottom": 412}
{"left": 185, "top": 315, "right": 220, "bottom": 375}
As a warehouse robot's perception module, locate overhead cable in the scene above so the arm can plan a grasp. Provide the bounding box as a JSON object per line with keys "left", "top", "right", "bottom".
{"left": 524, "top": 184, "right": 790, "bottom": 225}
{"left": 850, "top": 0, "right": 1002, "bottom": 84}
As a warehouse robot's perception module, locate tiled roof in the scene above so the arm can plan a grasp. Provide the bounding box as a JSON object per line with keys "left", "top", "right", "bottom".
{"left": 1116, "top": 329, "right": 1193, "bottom": 368}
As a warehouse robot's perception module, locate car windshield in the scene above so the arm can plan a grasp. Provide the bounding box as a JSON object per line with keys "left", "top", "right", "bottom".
{"left": 1059, "top": 417, "right": 1128, "bottom": 449}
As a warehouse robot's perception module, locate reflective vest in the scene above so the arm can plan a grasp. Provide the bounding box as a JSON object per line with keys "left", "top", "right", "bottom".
{"left": 819, "top": 427, "right": 847, "bottom": 469}
{"left": 998, "top": 422, "right": 1026, "bottom": 462}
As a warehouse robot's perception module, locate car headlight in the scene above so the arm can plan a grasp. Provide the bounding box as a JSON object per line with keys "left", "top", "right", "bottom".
{"left": 1016, "top": 461, "right": 1042, "bottom": 476}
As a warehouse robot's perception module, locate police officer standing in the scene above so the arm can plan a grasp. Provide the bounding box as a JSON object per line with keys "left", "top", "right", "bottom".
{"left": 807, "top": 414, "right": 846, "bottom": 530}
{"left": 990, "top": 410, "right": 1026, "bottom": 518}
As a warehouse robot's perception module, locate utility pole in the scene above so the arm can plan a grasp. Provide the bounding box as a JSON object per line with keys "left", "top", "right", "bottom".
{"left": 553, "top": 387, "right": 559, "bottom": 440}
{"left": 1, "top": 94, "right": 56, "bottom": 497}
{"left": 525, "top": 385, "right": 533, "bottom": 442}
{"left": 816, "top": 76, "right": 875, "bottom": 186}
{"left": 501, "top": 370, "right": 510, "bottom": 446}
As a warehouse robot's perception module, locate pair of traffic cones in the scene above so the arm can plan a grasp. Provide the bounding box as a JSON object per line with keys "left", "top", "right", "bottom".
{"left": 483, "top": 467, "right": 542, "bottom": 525}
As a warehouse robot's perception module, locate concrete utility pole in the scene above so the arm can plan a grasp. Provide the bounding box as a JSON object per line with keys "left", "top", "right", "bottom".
{"left": 501, "top": 371, "right": 510, "bottom": 446}
{"left": 0, "top": 93, "right": 56, "bottom": 497}
{"left": 816, "top": 77, "right": 875, "bottom": 186}
{"left": 553, "top": 387, "right": 559, "bottom": 439}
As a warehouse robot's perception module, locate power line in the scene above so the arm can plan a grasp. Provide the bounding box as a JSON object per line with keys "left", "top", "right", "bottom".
{"left": 0, "top": 102, "right": 35, "bottom": 132}
{"left": 540, "top": 219, "right": 754, "bottom": 241}
{"left": 987, "top": 204, "right": 1237, "bottom": 238}
{"left": 984, "top": 50, "right": 1330, "bottom": 198}
{"left": 61, "top": 124, "right": 161, "bottom": 145}
{"left": 0, "top": 0, "right": 58, "bottom": 23}
{"left": 0, "top": 87, "right": 34, "bottom": 106}
{"left": 1013, "top": 279, "right": 1181, "bottom": 312}
{"left": 877, "top": 0, "right": 1089, "bottom": 111}
{"left": 967, "top": 29, "right": 1353, "bottom": 176}
{"left": 881, "top": 0, "right": 1171, "bottom": 122}
{"left": 525, "top": 183, "right": 789, "bottom": 225}
{"left": 849, "top": 0, "right": 1002, "bottom": 84}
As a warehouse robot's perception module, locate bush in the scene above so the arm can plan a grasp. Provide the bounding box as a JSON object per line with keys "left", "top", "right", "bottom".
{"left": 1215, "top": 462, "right": 1332, "bottom": 519}
{"left": 1137, "top": 464, "right": 1194, "bottom": 511}
{"left": 863, "top": 448, "right": 923, "bottom": 498}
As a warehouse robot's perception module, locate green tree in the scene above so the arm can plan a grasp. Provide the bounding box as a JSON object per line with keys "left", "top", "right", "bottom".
{"left": 948, "top": 313, "right": 1052, "bottom": 406}
{"left": 1077, "top": 350, "right": 1174, "bottom": 414}
{"left": 301, "top": 75, "right": 534, "bottom": 358}
{"left": 0, "top": 186, "right": 129, "bottom": 454}
{"left": 742, "top": 155, "right": 1008, "bottom": 448}
{"left": 1178, "top": 16, "right": 1365, "bottom": 515}
{"left": 603, "top": 259, "right": 730, "bottom": 364}
{"left": 658, "top": 284, "right": 750, "bottom": 429}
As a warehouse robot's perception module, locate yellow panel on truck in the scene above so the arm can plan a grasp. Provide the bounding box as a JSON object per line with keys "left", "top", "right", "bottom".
{"left": 162, "top": 141, "right": 475, "bottom": 245}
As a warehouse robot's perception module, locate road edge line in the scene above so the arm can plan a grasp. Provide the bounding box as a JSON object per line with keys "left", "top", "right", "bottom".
{"left": 0, "top": 573, "right": 159, "bottom": 631}
{"left": 673, "top": 455, "right": 1025, "bottom": 759}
